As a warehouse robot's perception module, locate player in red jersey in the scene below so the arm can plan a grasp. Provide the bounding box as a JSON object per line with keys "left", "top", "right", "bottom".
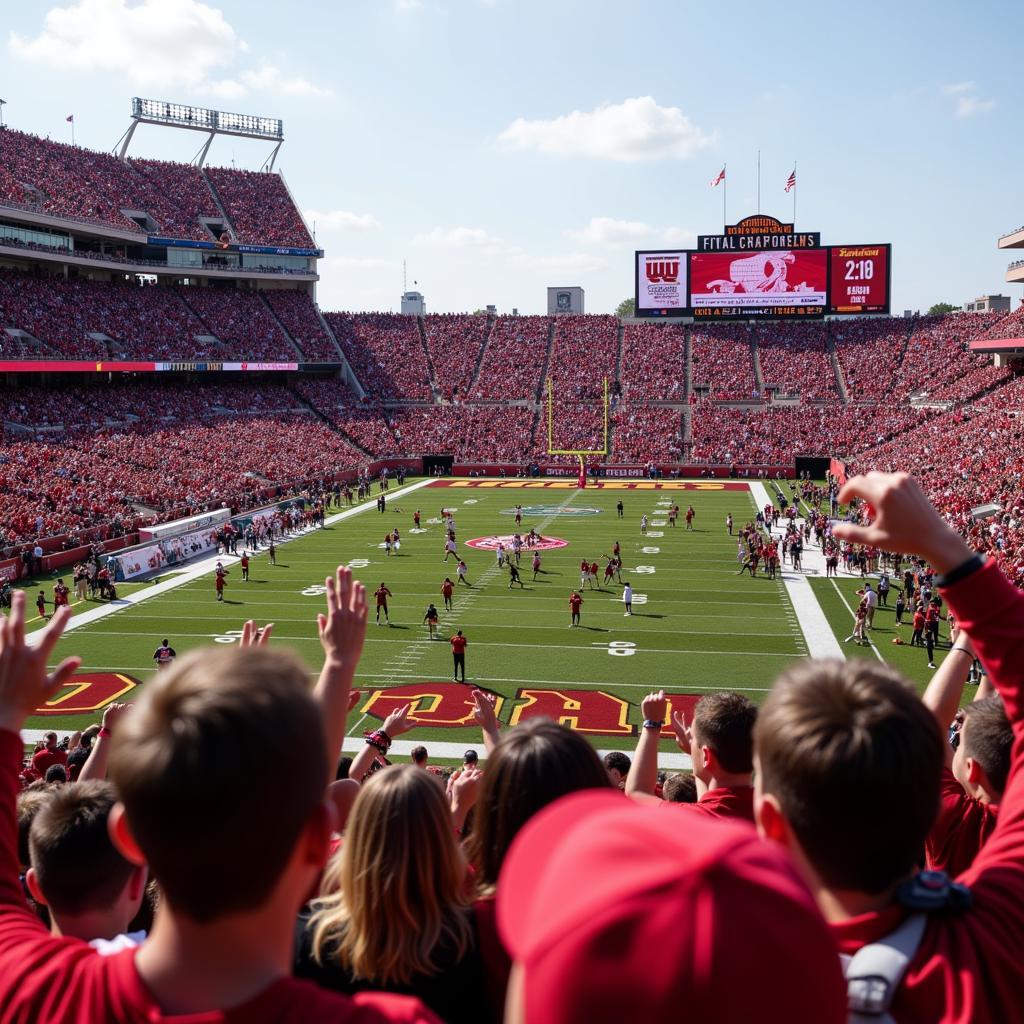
{"left": 569, "top": 591, "right": 583, "bottom": 627}
{"left": 374, "top": 583, "right": 392, "bottom": 625}
{"left": 214, "top": 563, "right": 228, "bottom": 602}
{"left": 685, "top": 505, "right": 695, "bottom": 531}
{"left": 441, "top": 577, "right": 454, "bottom": 611}
{"left": 52, "top": 579, "right": 70, "bottom": 609}
{"left": 35, "top": 591, "right": 47, "bottom": 621}
{"left": 532, "top": 552, "right": 542, "bottom": 580}
{"left": 240, "top": 553, "right": 250, "bottom": 582}
{"left": 268, "top": 539, "right": 276, "bottom": 565}
{"left": 450, "top": 630, "right": 468, "bottom": 682}
{"left": 413, "top": 509, "right": 421, "bottom": 528}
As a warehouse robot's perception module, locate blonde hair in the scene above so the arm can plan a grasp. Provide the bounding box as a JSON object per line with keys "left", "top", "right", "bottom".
{"left": 310, "top": 765, "right": 472, "bottom": 985}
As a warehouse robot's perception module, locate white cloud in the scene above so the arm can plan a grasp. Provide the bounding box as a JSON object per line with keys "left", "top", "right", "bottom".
{"left": 568, "top": 216, "right": 696, "bottom": 249}
{"left": 498, "top": 96, "right": 712, "bottom": 162}
{"left": 941, "top": 81, "right": 995, "bottom": 118}
{"left": 9, "top": 0, "right": 330, "bottom": 98}
{"left": 413, "top": 226, "right": 504, "bottom": 247}
{"left": 306, "top": 209, "right": 381, "bottom": 232}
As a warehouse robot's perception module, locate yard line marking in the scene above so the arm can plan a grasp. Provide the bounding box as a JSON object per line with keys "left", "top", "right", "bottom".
{"left": 829, "top": 579, "right": 885, "bottom": 663}
{"left": 30, "top": 478, "right": 436, "bottom": 648}
{"left": 748, "top": 482, "right": 844, "bottom": 661}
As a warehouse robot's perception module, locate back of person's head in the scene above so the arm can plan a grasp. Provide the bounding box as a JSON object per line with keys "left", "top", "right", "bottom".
{"left": 335, "top": 755, "right": 353, "bottom": 781}
{"left": 44, "top": 764, "right": 68, "bottom": 785}
{"left": 693, "top": 692, "right": 757, "bottom": 774}
{"left": 28, "top": 780, "right": 135, "bottom": 917}
{"left": 410, "top": 745, "right": 428, "bottom": 766}
{"left": 498, "top": 791, "right": 845, "bottom": 1024}
{"left": 957, "top": 695, "right": 1013, "bottom": 795}
{"left": 756, "top": 659, "right": 943, "bottom": 894}
{"left": 17, "top": 788, "right": 53, "bottom": 870}
{"left": 662, "top": 772, "right": 698, "bottom": 804}
{"left": 469, "top": 718, "right": 611, "bottom": 893}
{"left": 311, "top": 765, "right": 470, "bottom": 985}
{"left": 602, "top": 750, "right": 630, "bottom": 785}
{"left": 108, "top": 646, "right": 326, "bottom": 922}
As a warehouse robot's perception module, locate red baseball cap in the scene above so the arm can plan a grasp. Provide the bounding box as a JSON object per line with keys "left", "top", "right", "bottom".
{"left": 498, "top": 790, "right": 845, "bottom": 1024}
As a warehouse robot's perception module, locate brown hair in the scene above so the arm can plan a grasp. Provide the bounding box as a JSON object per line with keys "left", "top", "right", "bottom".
{"left": 108, "top": 647, "right": 326, "bottom": 922}
{"left": 963, "top": 696, "right": 1012, "bottom": 793}
{"left": 310, "top": 766, "right": 471, "bottom": 985}
{"left": 756, "top": 659, "right": 943, "bottom": 894}
{"left": 29, "top": 780, "right": 134, "bottom": 916}
{"left": 693, "top": 691, "right": 757, "bottom": 774}
{"left": 467, "top": 718, "right": 611, "bottom": 894}
{"left": 661, "top": 772, "right": 698, "bottom": 803}
{"left": 17, "top": 789, "right": 53, "bottom": 869}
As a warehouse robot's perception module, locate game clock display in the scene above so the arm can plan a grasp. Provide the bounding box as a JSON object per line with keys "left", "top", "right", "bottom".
{"left": 828, "top": 245, "right": 891, "bottom": 314}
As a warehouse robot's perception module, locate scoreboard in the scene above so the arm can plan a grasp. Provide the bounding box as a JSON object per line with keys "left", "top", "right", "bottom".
{"left": 635, "top": 216, "right": 891, "bottom": 320}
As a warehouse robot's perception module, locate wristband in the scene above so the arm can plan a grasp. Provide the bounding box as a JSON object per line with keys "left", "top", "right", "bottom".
{"left": 98, "top": 727, "right": 113, "bottom": 739}
{"left": 934, "top": 553, "right": 985, "bottom": 590}
{"left": 642, "top": 720, "right": 663, "bottom": 730}
{"left": 949, "top": 647, "right": 973, "bottom": 656}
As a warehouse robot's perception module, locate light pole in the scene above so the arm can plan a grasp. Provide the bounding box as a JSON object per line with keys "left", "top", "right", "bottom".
{"left": 0, "top": 100, "right": 6, "bottom": 128}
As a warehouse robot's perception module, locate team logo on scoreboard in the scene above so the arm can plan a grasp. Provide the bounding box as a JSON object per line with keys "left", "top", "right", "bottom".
{"left": 644, "top": 258, "right": 680, "bottom": 283}
{"left": 34, "top": 672, "right": 139, "bottom": 716}
{"left": 465, "top": 534, "right": 568, "bottom": 551}
{"left": 500, "top": 506, "right": 601, "bottom": 517}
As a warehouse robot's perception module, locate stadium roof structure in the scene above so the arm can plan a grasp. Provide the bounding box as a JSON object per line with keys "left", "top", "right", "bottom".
{"left": 969, "top": 338, "right": 1024, "bottom": 354}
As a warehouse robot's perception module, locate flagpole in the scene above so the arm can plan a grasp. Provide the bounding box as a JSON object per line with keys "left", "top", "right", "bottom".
{"left": 757, "top": 150, "right": 761, "bottom": 214}
{"left": 792, "top": 160, "right": 797, "bottom": 224}
{"left": 723, "top": 163, "right": 727, "bottom": 226}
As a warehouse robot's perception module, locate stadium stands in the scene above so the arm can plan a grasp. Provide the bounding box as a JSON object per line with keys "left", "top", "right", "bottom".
{"left": 756, "top": 322, "right": 838, "bottom": 401}
{"left": 470, "top": 315, "right": 551, "bottom": 400}
{"left": 690, "top": 325, "right": 757, "bottom": 400}
{"left": 326, "top": 313, "right": 434, "bottom": 400}
{"left": 619, "top": 322, "right": 686, "bottom": 402}
{"left": 421, "top": 314, "right": 490, "bottom": 401}
{"left": 204, "top": 166, "right": 313, "bottom": 248}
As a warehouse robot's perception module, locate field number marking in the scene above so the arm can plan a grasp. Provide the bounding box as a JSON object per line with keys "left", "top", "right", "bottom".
{"left": 641, "top": 546, "right": 661, "bottom": 554}
{"left": 633, "top": 565, "right": 656, "bottom": 574}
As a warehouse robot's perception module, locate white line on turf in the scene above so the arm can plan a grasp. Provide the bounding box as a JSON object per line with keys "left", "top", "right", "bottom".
{"left": 748, "top": 482, "right": 845, "bottom": 661}
{"left": 829, "top": 579, "right": 885, "bottom": 663}
{"left": 27, "top": 478, "right": 434, "bottom": 648}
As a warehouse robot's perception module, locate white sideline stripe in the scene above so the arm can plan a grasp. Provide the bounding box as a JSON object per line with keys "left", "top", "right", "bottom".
{"left": 829, "top": 579, "right": 886, "bottom": 663}
{"left": 748, "top": 483, "right": 844, "bottom": 661}
{"left": 26, "top": 479, "right": 434, "bottom": 648}
{"left": 16, "top": 729, "right": 693, "bottom": 768}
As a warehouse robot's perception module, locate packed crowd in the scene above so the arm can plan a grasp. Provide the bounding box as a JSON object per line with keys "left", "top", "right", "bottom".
{"left": 421, "top": 315, "right": 491, "bottom": 402}
{"left": 756, "top": 322, "right": 839, "bottom": 401}
{"left": 547, "top": 315, "right": 619, "bottom": 400}
{"left": 469, "top": 316, "right": 551, "bottom": 400}
{"left": 0, "top": 130, "right": 312, "bottom": 246}
{"left": 689, "top": 325, "right": 757, "bottom": 400}
{"left": 204, "top": 166, "right": 314, "bottom": 249}
{"left": 832, "top": 316, "right": 913, "bottom": 401}
{"left": 327, "top": 313, "right": 435, "bottom": 401}
{"left": 0, "top": 270, "right": 339, "bottom": 362}
{"left": 618, "top": 322, "right": 686, "bottom": 402}
{"left": 3, "top": 472, "right": 1023, "bottom": 1023}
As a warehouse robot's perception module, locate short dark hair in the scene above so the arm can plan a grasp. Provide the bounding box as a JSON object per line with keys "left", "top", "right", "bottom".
{"left": 108, "top": 647, "right": 326, "bottom": 923}
{"left": 603, "top": 751, "right": 631, "bottom": 777}
{"left": 463, "top": 749, "right": 479, "bottom": 764}
{"left": 335, "top": 755, "right": 353, "bottom": 781}
{"left": 963, "top": 696, "right": 1013, "bottom": 794}
{"left": 756, "top": 659, "right": 943, "bottom": 894}
{"left": 29, "top": 780, "right": 135, "bottom": 916}
{"left": 410, "top": 746, "right": 428, "bottom": 764}
{"left": 693, "top": 692, "right": 757, "bottom": 774}
{"left": 661, "top": 772, "right": 698, "bottom": 803}
{"left": 43, "top": 765, "right": 68, "bottom": 785}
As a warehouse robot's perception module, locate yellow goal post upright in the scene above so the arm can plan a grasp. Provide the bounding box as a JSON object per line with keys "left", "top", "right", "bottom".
{"left": 545, "top": 376, "right": 609, "bottom": 480}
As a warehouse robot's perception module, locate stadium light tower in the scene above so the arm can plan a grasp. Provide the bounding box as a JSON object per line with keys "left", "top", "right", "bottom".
{"left": 114, "top": 98, "right": 285, "bottom": 169}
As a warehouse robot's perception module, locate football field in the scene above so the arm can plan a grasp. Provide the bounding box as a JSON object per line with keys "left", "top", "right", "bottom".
{"left": 23, "top": 477, "right": 948, "bottom": 761}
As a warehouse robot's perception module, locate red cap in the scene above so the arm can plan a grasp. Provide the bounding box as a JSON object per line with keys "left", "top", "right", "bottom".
{"left": 498, "top": 790, "right": 845, "bottom": 1024}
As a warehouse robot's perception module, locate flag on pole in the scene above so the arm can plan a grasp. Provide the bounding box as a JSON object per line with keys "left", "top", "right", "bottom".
{"left": 710, "top": 166, "right": 726, "bottom": 188}
{"left": 66, "top": 114, "right": 74, "bottom": 123}
{"left": 785, "top": 168, "right": 796, "bottom": 193}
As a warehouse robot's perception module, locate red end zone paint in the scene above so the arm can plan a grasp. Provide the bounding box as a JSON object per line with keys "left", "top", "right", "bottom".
{"left": 465, "top": 534, "right": 567, "bottom": 551}
{"left": 359, "top": 682, "right": 700, "bottom": 739}
{"left": 427, "top": 480, "right": 750, "bottom": 491}
{"left": 34, "top": 672, "right": 139, "bottom": 715}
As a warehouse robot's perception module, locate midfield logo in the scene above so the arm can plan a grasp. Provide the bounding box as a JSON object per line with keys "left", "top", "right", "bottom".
{"left": 500, "top": 506, "right": 601, "bottom": 517}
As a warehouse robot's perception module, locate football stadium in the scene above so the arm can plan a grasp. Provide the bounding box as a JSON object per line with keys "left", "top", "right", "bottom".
{"left": 1, "top": 3, "right": 1023, "bottom": 1021}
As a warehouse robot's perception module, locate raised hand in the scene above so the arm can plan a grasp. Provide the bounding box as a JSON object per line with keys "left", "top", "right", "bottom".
{"left": 0, "top": 593, "right": 80, "bottom": 734}
{"left": 833, "top": 472, "right": 973, "bottom": 573}
{"left": 381, "top": 703, "right": 414, "bottom": 737}
{"left": 239, "top": 620, "right": 274, "bottom": 647}
{"left": 317, "top": 565, "right": 368, "bottom": 670}
{"left": 671, "top": 709, "right": 694, "bottom": 754}
{"left": 101, "top": 702, "right": 133, "bottom": 730}
{"left": 641, "top": 689, "right": 667, "bottom": 725}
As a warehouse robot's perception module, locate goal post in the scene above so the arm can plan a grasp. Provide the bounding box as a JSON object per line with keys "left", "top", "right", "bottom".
{"left": 546, "top": 377, "right": 609, "bottom": 486}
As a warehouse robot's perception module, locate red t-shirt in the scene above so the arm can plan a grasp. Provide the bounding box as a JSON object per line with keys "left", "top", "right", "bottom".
{"left": 925, "top": 766, "right": 999, "bottom": 878}
{"left": 375, "top": 587, "right": 391, "bottom": 606}
{"left": 831, "top": 559, "right": 1024, "bottom": 1023}
{"left": 0, "top": 732, "right": 439, "bottom": 1024}
{"left": 450, "top": 635, "right": 467, "bottom": 656}
{"left": 441, "top": 581, "right": 453, "bottom": 598}
{"left": 569, "top": 595, "right": 583, "bottom": 612}
{"left": 666, "top": 784, "right": 755, "bottom": 822}
{"left": 31, "top": 747, "right": 66, "bottom": 779}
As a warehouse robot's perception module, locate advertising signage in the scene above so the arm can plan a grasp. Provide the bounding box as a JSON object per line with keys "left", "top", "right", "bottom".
{"left": 634, "top": 216, "right": 891, "bottom": 320}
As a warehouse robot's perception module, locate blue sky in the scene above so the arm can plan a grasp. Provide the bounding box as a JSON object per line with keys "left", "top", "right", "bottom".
{"left": 4, "top": 0, "right": 1021, "bottom": 314}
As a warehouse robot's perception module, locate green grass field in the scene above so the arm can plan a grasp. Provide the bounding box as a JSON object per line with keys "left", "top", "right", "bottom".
{"left": 22, "top": 477, "right": 955, "bottom": 758}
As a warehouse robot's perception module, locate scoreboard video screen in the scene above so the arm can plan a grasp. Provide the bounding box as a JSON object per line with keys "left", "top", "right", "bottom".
{"left": 827, "top": 245, "right": 891, "bottom": 314}
{"left": 633, "top": 216, "right": 891, "bottom": 320}
{"left": 690, "top": 249, "right": 828, "bottom": 319}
